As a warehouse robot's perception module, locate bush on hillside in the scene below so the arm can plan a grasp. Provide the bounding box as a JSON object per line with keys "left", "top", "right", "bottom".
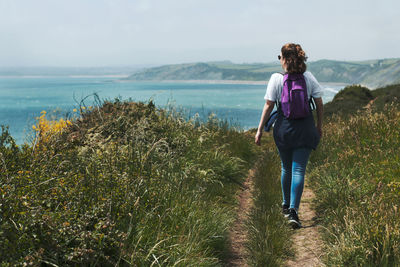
{"left": 323, "top": 83, "right": 400, "bottom": 118}
{"left": 371, "top": 83, "right": 400, "bottom": 109}
{"left": 309, "top": 102, "right": 400, "bottom": 266}
{"left": 323, "top": 85, "right": 373, "bottom": 117}
{"left": 0, "top": 99, "right": 256, "bottom": 266}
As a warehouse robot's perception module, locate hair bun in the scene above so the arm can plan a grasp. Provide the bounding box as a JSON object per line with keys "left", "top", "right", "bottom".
{"left": 281, "top": 43, "right": 308, "bottom": 73}
{"left": 295, "top": 44, "right": 307, "bottom": 61}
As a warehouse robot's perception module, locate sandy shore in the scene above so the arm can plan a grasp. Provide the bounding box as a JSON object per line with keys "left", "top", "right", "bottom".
{"left": 0, "top": 76, "right": 348, "bottom": 88}
{"left": 120, "top": 79, "right": 348, "bottom": 86}
{"left": 166, "top": 79, "right": 267, "bottom": 85}
{"left": 0, "top": 76, "right": 265, "bottom": 84}
{"left": 118, "top": 79, "right": 268, "bottom": 85}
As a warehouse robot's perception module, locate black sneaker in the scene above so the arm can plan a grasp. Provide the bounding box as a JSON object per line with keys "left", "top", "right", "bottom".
{"left": 282, "top": 204, "right": 290, "bottom": 218}
{"left": 288, "top": 208, "right": 301, "bottom": 229}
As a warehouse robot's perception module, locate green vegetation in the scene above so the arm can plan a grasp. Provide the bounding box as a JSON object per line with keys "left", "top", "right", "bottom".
{"left": 126, "top": 58, "right": 400, "bottom": 88}
{"left": 1, "top": 80, "right": 399, "bottom": 266}
{"left": 245, "top": 83, "right": 400, "bottom": 266}
{"left": 324, "top": 83, "right": 400, "bottom": 117}
{"left": 0, "top": 99, "right": 258, "bottom": 266}
{"left": 323, "top": 85, "right": 374, "bottom": 117}
{"left": 370, "top": 83, "right": 400, "bottom": 109}
{"left": 246, "top": 133, "right": 292, "bottom": 266}
{"left": 309, "top": 84, "right": 400, "bottom": 265}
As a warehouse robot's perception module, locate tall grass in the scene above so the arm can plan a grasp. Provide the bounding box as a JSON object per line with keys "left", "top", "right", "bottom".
{"left": 308, "top": 102, "right": 400, "bottom": 266}
{"left": 0, "top": 99, "right": 257, "bottom": 266}
{"left": 246, "top": 132, "right": 292, "bottom": 266}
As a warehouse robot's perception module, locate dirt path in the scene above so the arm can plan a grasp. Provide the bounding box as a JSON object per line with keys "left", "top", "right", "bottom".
{"left": 225, "top": 169, "right": 254, "bottom": 267}
{"left": 285, "top": 183, "right": 325, "bottom": 267}
{"left": 225, "top": 168, "right": 324, "bottom": 266}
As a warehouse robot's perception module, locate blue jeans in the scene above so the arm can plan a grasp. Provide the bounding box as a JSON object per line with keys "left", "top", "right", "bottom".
{"left": 278, "top": 147, "right": 312, "bottom": 211}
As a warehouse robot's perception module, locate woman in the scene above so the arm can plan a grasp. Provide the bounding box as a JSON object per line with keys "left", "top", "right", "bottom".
{"left": 255, "top": 43, "right": 324, "bottom": 229}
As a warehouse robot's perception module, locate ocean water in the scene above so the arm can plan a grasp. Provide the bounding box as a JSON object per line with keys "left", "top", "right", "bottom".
{"left": 0, "top": 77, "right": 344, "bottom": 144}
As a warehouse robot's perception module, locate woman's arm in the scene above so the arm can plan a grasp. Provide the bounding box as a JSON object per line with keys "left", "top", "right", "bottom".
{"left": 255, "top": 100, "right": 275, "bottom": 146}
{"left": 314, "top": 97, "right": 324, "bottom": 137}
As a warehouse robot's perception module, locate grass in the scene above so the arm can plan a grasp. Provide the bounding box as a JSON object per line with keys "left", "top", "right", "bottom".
{"left": 308, "top": 100, "right": 400, "bottom": 266}
{"left": 245, "top": 130, "right": 292, "bottom": 266}
{"left": 0, "top": 99, "right": 258, "bottom": 266}
{"left": 2, "top": 81, "right": 398, "bottom": 266}
{"left": 245, "top": 83, "right": 400, "bottom": 266}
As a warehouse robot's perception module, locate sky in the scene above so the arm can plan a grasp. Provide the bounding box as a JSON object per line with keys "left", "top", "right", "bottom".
{"left": 1, "top": 0, "right": 399, "bottom": 67}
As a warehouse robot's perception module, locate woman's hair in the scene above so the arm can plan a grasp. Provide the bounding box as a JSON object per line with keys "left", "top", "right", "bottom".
{"left": 281, "top": 43, "right": 308, "bottom": 73}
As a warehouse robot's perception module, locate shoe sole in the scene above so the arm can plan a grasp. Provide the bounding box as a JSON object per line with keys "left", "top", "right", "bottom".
{"left": 289, "top": 219, "right": 301, "bottom": 229}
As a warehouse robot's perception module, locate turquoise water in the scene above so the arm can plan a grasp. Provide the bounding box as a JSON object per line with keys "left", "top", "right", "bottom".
{"left": 0, "top": 77, "right": 343, "bottom": 143}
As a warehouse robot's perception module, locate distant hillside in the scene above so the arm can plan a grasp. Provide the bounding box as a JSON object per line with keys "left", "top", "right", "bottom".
{"left": 125, "top": 61, "right": 277, "bottom": 81}
{"left": 308, "top": 58, "right": 400, "bottom": 87}
{"left": 126, "top": 61, "right": 279, "bottom": 81}
{"left": 126, "top": 59, "right": 400, "bottom": 88}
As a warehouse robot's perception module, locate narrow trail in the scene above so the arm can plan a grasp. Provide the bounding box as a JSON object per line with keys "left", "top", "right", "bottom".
{"left": 286, "top": 183, "right": 325, "bottom": 267}
{"left": 225, "top": 168, "right": 254, "bottom": 267}
{"left": 225, "top": 168, "right": 325, "bottom": 266}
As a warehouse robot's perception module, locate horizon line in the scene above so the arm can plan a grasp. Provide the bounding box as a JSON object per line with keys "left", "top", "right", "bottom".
{"left": 0, "top": 57, "right": 399, "bottom": 69}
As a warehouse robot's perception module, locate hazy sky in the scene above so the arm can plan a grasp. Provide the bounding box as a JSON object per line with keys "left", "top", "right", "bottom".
{"left": 1, "top": 0, "right": 399, "bottom": 67}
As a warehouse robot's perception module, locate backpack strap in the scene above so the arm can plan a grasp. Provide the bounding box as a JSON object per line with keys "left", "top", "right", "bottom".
{"left": 309, "top": 96, "right": 316, "bottom": 111}
{"left": 276, "top": 72, "right": 285, "bottom": 111}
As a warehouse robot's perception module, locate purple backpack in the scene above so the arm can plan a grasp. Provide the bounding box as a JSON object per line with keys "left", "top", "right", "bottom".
{"left": 280, "top": 73, "right": 310, "bottom": 119}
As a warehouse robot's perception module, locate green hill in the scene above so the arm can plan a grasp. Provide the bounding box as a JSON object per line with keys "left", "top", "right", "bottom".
{"left": 323, "top": 83, "right": 400, "bottom": 117}
{"left": 125, "top": 61, "right": 276, "bottom": 81}
{"left": 126, "top": 59, "right": 400, "bottom": 88}
{"left": 308, "top": 58, "right": 400, "bottom": 87}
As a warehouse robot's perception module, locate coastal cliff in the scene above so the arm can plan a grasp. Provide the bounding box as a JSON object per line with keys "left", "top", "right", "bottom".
{"left": 126, "top": 58, "right": 400, "bottom": 88}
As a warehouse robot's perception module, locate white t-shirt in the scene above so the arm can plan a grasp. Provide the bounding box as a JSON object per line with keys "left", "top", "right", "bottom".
{"left": 264, "top": 71, "right": 324, "bottom": 102}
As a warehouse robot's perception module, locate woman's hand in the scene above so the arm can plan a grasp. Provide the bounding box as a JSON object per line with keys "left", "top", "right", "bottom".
{"left": 255, "top": 100, "right": 275, "bottom": 146}
{"left": 315, "top": 97, "right": 324, "bottom": 138}
{"left": 255, "top": 131, "right": 262, "bottom": 146}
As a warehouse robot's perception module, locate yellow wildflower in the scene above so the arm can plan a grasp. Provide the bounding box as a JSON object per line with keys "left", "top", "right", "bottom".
{"left": 32, "top": 110, "right": 73, "bottom": 146}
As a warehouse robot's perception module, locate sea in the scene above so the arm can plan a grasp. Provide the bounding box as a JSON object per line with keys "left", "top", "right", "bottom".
{"left": 0, "top": 76, "right": 345, "bottom": 144}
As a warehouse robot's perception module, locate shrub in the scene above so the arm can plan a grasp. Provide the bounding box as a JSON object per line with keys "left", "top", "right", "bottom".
{"left": 0, "top": 99, "right": 257, "bottom": 266}
{"left": 309, "top": 102, "right": 400, "bottom": 266}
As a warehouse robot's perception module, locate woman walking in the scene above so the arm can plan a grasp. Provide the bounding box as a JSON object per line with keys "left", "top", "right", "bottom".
{"left": 255, "top": 43, "right": 324, "bottom": 229}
